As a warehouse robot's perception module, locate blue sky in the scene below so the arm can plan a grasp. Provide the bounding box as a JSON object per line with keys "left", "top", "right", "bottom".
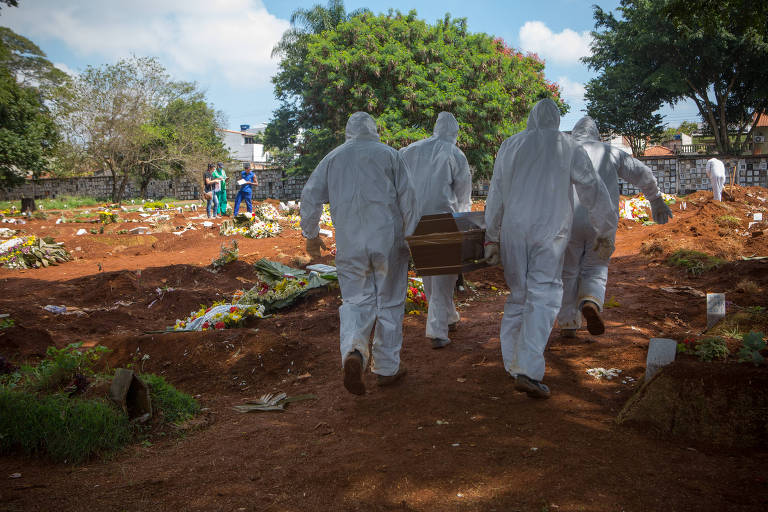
{"left": 2, "top": 0, "right": 699, "bottom": 131}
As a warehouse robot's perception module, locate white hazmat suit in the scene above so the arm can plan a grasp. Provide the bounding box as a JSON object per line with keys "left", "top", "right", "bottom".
{"left": 557, "top": 116, "right": 671, "bottom": 333}
{"left": 300, "top": 112, "right": 418, "bottom": 381}
{"left": 484, "top": 99, "right": 615, "bottom": 387}
{"left": 706, "top": 157, "right": 726, "bottom": 201}
{"left": 399, "top": 112, "right": 473, "bottom": 346}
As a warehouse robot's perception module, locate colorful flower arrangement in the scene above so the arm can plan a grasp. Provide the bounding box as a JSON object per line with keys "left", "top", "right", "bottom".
{"left": 406, "top": 277, "right": 428, "bottom": 315}
{"left": 173, "top": 302, "right": 266, "bottom": 331}
{"left": 98, "top": 211, "right": 119, "bottom": 224}
{"left": 219, "top": 218, "right": 282, "bottom": 238}
{"left": 254, "top": 203, "right": 283, "bottom": 222}
{"left": 0, "top": 235, "right": 71, "bottom": 269}
{"left": 288, "top": 214, "right": 301, "bottom": 230}
{"left": 321, "top": 204, "right": 333, "bottom": 227}
{"left": 620, "top": 193, "right": 677, "bottom": 223}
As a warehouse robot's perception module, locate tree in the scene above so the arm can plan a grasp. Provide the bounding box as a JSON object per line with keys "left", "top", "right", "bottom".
{"left": 0, "top": 1, "right": 19, "bottom": 12}
{"left": 584, "top": 67, "right": 664, "bottom": 157}
{"left": 584, "top": 0, "right": 768, "bottom": 155}
{"left": 0, "top": 28, "right": 59, "bottom": 191}
{"left": 267, "top": 10, "right": 566, "bottom": 178}
{"left": 0, "top": 67, "right": 58, "bottom": 190}
{"left": 0, "top": 27, "right": 68, "bottom": 96}
{"left": 54, "top": 56, "right": 226, "bottom": 203}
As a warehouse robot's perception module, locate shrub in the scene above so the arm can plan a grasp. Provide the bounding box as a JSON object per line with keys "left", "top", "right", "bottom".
{"left": 141, "top": 373, "right": 200, "bottom": 423}
{"left": 0, "top": 389, "right": 131, "bottom": 463}
{"left": 695, "top": 336, "right": 729, "bottom": 362}
{"left": 737, "top": 331, "right": 766, "bottom": 366}
{"left": 666, "top": 249, "right": 725, "bottom": 276}
{"left": 20, "top": 343, "right": 110, "bottom": 393}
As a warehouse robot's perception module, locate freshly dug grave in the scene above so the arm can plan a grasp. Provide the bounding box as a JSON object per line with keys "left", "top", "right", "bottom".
{"left": 617, "top": 360, "right": 768, "bottom": 449}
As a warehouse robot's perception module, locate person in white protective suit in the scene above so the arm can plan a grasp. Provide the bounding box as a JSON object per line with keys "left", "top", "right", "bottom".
{"left": 557, "top": 116, "right": 673, "bottom": 338}
{"left": 300, "top": 112, "right": 418, "bottom": 395}
{"left": 483, "top": 99, "right": 616, "bottom": 399}
{"left": 706, "top": 157, "right": 726, "bottom": 201}
{"left": 399, "top": 112, "right": 473, "bottom": 349}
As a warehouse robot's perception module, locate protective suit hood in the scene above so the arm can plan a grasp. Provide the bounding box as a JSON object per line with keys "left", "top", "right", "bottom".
{"left": 432, "top": 112, "right": 459, "bottom": 144}
{"left": 527, "top": 98, "right": 560, "bottom": 131}
{"left": 345, "top": 111, "right": 380, "bottom": 142}
{"left": 571, "top": 116, "right": 600, "bottom": 143}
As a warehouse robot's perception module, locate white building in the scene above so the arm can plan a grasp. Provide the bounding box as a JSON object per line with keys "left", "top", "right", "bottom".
{"left": 218, "top": 125, "right": 270, "bottom": 169}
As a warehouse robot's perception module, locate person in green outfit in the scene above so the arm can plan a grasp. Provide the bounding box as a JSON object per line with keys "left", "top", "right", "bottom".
{"left": 213, "top": 162, "right": 228, "bottom": 215}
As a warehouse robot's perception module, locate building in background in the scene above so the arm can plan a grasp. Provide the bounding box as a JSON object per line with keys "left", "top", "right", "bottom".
{"left": 752, "top": 112, "right": 768, "bottom": 155}
{"left": 218, "top": 124, "right": 269, "bottom": 169}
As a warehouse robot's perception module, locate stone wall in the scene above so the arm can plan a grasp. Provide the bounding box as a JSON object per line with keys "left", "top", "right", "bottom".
{"left": 470, "top": 155, "right": 768, "bottom": 197}
{"left": 0, "top": 170, "right": 309, "bottom": 202}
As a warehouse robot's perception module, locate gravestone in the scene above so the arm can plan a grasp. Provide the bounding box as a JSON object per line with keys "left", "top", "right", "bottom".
{"left": 706, "top": 293, "right": 726, "bottom": 329}
{"left": 645, "top": 338, "right": 677, "bottom": 381}
{"left": 109, "top": 368, "right": 152, "bottom": 421}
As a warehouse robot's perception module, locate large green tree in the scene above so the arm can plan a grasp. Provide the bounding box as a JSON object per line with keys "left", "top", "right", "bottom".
{"left": 584, "top": 66, "right": 664, "bottom": 157}
{"left": 266, "top": 9, "right": 566, "bottom": 178}
{"left": 0, "top": 27, "right": 59, "bottom": 190}
{"left": 585, "top": 0, "right": 768, "bottom": 155}
{"left": 54, "top": 56, "right": 225, "bottom": 203}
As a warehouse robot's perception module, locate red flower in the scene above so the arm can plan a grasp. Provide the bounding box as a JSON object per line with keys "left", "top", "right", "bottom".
{"left": 214, "top": 321, "right": 225, "bottom": 329}
{"left": 229, "top": 306, "right": 238, "bottom": 313}
{"left": 202, "top": 322, "right": 210, "bottom": 329}
{"left": 205, "top": 308, "right": 211, "bottom": 313}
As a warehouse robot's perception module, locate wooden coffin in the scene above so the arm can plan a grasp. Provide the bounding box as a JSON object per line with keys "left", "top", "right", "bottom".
{"left": 406, "top": 211, "right": 488, "bottom": 276}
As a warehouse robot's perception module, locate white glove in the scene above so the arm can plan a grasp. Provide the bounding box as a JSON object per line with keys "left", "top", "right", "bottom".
{"left": 650, "top": 196, "right": 673, "bottom": 224}
{"left": 593, "top": 237, "right": 615, "bottom": 260}
{"left": 484, "top": 243, "right": 500, "bottom": 266}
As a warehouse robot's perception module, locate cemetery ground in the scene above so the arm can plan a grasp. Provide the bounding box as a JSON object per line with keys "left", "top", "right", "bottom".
{"left": 1, "top": 189, "right": 767, "bottom": 512}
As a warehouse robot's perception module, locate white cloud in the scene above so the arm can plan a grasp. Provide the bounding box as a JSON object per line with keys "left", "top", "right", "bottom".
{"left": 3, "top": 0, "right": 290, "bottom": 87}
{"left": 53, "top": 62, "right": 77, "bottom": 77}
{"left": 519, "top": 21, "right": 592, "bottom": 65}
{"left": 557, "top": 76, "right": 586, "bottom": 102}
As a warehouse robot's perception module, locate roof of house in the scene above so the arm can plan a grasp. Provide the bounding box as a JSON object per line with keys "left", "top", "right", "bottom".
{"left": 643, "top": 145, "right": 675, "bottom": 156}
{"left": 753, "top": 111, "right": 768, "bottom": 128}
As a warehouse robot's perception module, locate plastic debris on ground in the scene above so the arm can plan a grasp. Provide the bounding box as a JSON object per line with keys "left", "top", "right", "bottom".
{"left": 586, "top": 367, "right": 623, "bottom": 380}
{"left": 233, "top": 392, "right": 317, "bottom": 413}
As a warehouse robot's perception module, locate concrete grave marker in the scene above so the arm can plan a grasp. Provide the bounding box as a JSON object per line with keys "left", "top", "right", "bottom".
{"left": 706, "top": 293, "right": 726, "bottom": 329}
{"left": 754, "top": 213, "right": 763, "bottom": 222}
{"left": 645, "top": 338, "right": 677, "bottom": 380}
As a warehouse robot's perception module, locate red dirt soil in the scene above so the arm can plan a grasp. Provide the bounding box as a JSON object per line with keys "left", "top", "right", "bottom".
{"left": 1, "top": 190, "right": 767, "bottom": 511}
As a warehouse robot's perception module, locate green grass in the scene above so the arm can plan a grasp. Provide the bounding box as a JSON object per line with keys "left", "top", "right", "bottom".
{"left": 716, "top": 215, "right": 741, "bottom": 228}
{"left": 666, "top": 249, "right": 725, "bottom": 276}
{"left": 142, "top": 373, "right": 200, "bottom": 423}
{"left": 0, "top": 389, "right": 132, "bottom": 463}
{"left": 0, "top": 196, "right": 103, "bottom": 211}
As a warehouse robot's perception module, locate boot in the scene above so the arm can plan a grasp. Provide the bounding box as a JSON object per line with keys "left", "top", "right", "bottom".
{"left": 343, "top": 350, "right": 365, "bottom": 395}
{"left": 376, "top": 367, "right": 407, "bottom": 387}
{"left": 581, "top": 301, "right": 605, "bottom": 335}
{"left": 514, "top": 374, "right": 551, "bottom": 399}
{"left": 430, "top": 338, "right": 451, "bottom": 349}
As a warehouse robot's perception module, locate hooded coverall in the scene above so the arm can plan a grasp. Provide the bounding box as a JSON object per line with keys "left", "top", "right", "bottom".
{"left": 484, "top": 100, "right": 615, "bottom": 381}
{"left": 300, "top": 112, "right": 418, "bottom": 376}
{"left": 399, "top": 112, "right": 473, "bottom": 343}
{"left": 706, "top": 158, "right": 726, "bottom": 201}
{"left": 557, "top": 116, "right": 662, "bottom": 330}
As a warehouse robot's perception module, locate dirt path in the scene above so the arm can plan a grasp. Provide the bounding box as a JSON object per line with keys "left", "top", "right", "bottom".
{"left": 1, "top": 191, "right": 767, "bottom": 511}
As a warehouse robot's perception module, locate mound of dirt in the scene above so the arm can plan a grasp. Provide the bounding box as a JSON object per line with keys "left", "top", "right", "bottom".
{"left": 0, "top": 325, "right": 56, "bottom": 359}
{"left": 617, "top": 360, "right": 768, "bottom": 449}
{"left": 628, "top": 186, "right": 768, "bottom": 260}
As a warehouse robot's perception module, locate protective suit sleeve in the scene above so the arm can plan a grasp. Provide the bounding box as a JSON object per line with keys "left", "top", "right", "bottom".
{"left": 395, "top": 153, "right": 419, "bottom": 237}
{"left": 299, "top": 159, "right": 330, "bottom": 239}
{"left": 617, "top": 153, "right": 661, "bottom": 201}
{"left": 570, "top": 147, "right": 615, "bottom": 239}
{"left": 452, "top": 148, "right": 473, "bottom": 213}
{"left": 484, "top": 148, "right": 505, "bottom": 243}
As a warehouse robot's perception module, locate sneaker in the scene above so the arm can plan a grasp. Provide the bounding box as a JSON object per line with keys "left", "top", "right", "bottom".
{"left": 581, "top": 302, "right": 605, "bottom": 335}
{"left": 561, "top": 328, "right": 578, "bottom": 338}
{"left": 448, "top": 321, "right": 459, "bottom": 332}
{"left": 514, "top": 374, "right": 551, "bottom": 399}
{"left": 343, "top": 350, "right": 365, "bottom": 395}
{"left": 375, "top": 367, "right": 407, "bottom": 387}
{"left": 430, "top": 338, "right": 451, "bottom": 349}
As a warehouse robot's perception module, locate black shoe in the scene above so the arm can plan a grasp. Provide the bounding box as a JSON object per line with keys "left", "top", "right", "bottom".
{"left": 581, "top": 302, "right": 605, "bottom": 336}
{"left": 561, "top": 329, "right": 578, "bottom": 338}
{"left": 514, "top": 374, "right": 551, "bottom": 399}
{"left": 343, "top": 350, "right": 365, "bottom": 395}
{"left": 375, "top": 367, "right": 407, "bottom": 387}
{"left": 430, "top": 338, "right": 451, "bottom": 349}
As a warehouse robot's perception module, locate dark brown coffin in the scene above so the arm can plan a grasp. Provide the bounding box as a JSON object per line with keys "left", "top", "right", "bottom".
{"left": 406, "top": 211, "right": 488, "bottom": 276}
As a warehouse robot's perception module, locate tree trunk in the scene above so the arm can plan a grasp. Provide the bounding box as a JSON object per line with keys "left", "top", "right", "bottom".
{"left": 114, "top": 173, "right": 131, "bottom": 205}
{"left": 20, "top": 198, "right": 37, "bottom": 212}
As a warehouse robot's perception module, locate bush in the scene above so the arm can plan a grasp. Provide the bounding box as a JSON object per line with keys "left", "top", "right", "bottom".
{"left": 666, "top": 249, "right": 725, "bottom": 276}
{"left": 0, "top": 389, "right": 131, "bottom": 463}
{"left": 18, "top": 343, "right": 109, "bottom": 393}
{"left": 695, "top": 336, "right": 729, "bottom": 362}
{"left": 141, "top": 373, "right": 200, "bottom": 423}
